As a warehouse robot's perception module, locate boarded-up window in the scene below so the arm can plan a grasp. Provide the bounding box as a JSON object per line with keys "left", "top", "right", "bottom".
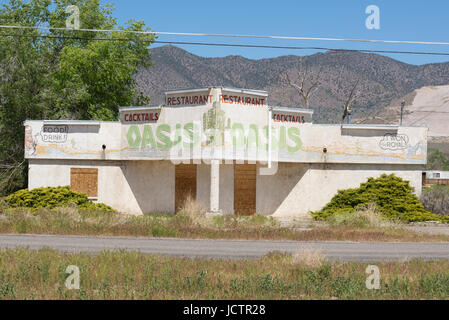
{"left": 70, "top": 168, "right": 98, "bottom": 198}
{"left": 175, "top": 164, "right": 197, "bottom": 213}
{"left": 234, "top": 164, "right": 256, "bottom": 216}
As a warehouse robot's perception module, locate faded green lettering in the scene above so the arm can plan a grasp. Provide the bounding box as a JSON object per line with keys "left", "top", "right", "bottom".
{"left": 183, "top": 122, "right": 199, "bottom": 148}
{"left": 270, "top": 126, "right": 286, "bottom": 150}
{"left": 156, "top": 124, "right": 172, "bottom": 151}
{"left": 141, "top": 125, "right": 156, "bottom": 149}
{"left": 287, "top": 127, "right": 302, "bottom": 153}
{"left": 232, "top": 123, "right": 245, "bottom": 147}
{"left": 247, "top": 124, "right": 259, "bottom": 149}
{"left": 172, "top": 124, "right": 182, "bottom": 146}
{"left": 126, "top": 125, "right": 141, "bottom": 148}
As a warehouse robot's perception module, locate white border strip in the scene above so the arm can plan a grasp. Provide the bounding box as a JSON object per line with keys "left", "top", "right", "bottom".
{"left": 2, "top": 25, "right": 449, "bottom": 46}
{"left": 42, "top": 120, "right": 101, "bottom": 126}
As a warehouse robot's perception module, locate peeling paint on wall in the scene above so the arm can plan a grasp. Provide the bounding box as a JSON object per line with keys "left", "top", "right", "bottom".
{"left": 23, "top": 88, "right": 427, "bottom": 165}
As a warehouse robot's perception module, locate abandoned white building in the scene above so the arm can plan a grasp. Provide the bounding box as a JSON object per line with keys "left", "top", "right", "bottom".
{"left": 24, "top": 87, "right": 428, "bottom": 217}
{"left": 422, "top": 170, "right": 449, "bottom": 186}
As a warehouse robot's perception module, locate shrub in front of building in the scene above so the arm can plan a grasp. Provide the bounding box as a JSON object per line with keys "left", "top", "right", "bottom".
{"left": 420, "top": 185, "right": 449, "bottom": 216}
{"left": 4, "top": 186, "right": 115, "bottom": 212}
{"left": 311, "top": 174, "right": 449, "bottom": 223}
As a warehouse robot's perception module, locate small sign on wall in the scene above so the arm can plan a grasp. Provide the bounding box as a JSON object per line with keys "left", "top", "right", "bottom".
{"left": 120, "top": 107, "right": 162, "bottom": 124}
{"left": 272, "top": 108, "right": 313, "bottom": 124}
{"left": 166, "top": 90, "right": 212, "bottom": 107}
{"left": 41, "top": 125, "right": 68, "bottom": 143}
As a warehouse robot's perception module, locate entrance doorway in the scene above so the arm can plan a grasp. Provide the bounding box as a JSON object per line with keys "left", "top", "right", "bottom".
{"left": 234, "top": 164, "right": 257, "bottom": 215}
{"left": 175, "top": 164, "right": 197, "bottom": 212}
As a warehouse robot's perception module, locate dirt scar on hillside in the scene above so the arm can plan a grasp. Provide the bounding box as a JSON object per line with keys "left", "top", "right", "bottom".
{"left": 403, "top": 85, "right": 449, "bottom": 138}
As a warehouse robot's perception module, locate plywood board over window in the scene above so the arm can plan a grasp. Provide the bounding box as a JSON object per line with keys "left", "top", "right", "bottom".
{"left": 175, "top": 164, "right": 197, "bottom": 213}
{"left": 234, "top": 164, "right": 256, "bottom": 216}
{"left": 70, "top": 168, "right": 98, "bottom": 198}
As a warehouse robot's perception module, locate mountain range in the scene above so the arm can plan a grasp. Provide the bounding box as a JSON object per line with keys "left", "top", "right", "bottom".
{"left": 135, "top": 45, "right": 449, "bottom": 123}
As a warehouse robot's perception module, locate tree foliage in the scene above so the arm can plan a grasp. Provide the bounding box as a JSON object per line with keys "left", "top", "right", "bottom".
{"left": 425, "top": 148, "right": 449, "bottom": 171}
{"left": 311, "top": 174, "right": 449, "bottom": 223}
{"left": 5, "top": 186, "right": 116, "bottom": 211}
{"left": 0, "top": 0, "right": 155, "bottom": 195}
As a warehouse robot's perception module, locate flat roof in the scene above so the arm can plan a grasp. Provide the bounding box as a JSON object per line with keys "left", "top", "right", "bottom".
{"left": 271, "top": 106, "right": 314, "bottom": 114}
{"left": 23, "top": 120, "right": 120, "bottom": 125}
{"left": 119, "top": 105, "right": 162, "bottom": 112}
{"left": 341, "top": 124, "right": 399, "bottom": 130}
{"left": 164, "top": 87, "right": 268, "bottom": 97}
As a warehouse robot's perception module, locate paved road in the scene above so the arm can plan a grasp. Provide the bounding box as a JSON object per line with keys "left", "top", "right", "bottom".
{"left": 0, "top": 234, "right": 449, "bottom": 262}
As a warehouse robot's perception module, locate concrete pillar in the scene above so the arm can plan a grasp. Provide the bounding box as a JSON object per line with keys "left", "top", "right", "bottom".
{"left": 209, "top": 159, "right": 221, "bottom": 214}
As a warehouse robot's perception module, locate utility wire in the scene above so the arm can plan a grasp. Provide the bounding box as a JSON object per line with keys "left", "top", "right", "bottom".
{"left": 1, "top": 24, "right": 449, "bottom": 46}
{"left": 410, "top": 111, "right": 449, "bottom": 113}
{"left": 154, "top": 40, "right": 449, "bottom": 56}
{"left": 2, "top": 33, "right": 449, "bottom": 56}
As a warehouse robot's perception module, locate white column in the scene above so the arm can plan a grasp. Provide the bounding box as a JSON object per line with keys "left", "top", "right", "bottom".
{"left": 209, "top": 159, "right": 220, "bottom": 213}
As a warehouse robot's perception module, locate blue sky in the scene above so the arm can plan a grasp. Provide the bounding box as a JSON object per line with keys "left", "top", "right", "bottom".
{"left": 105, "top": 0, "right": 449, "bottom": 65}
{"left": 2, "top": 0, "right": 448, "bottom": 65}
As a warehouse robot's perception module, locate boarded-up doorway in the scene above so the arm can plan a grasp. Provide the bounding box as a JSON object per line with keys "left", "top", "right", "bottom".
{"left": 234, "top": 164, "right": 256, "bottom": 215}
{"left": 70, "top": 168, "right": 98, "bottom": 198}
{"left": 175, "top": 164, "right": 197, "bottom": 213}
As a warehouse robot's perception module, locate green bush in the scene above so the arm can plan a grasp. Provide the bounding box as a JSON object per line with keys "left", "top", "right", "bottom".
{"left": 420, "top": 185, "right": 449, "bottom": 216}
{"left": 311, "top": 174, "right": 449, "bottom": 223}
{"left": 0, "top": 197, "right": 6, "bottom": 211}
{"left": 426, "top": 148, "right": 449, "bottom": 171}
{"left": 5, "top": 186, "right": 116, "bottom": 212}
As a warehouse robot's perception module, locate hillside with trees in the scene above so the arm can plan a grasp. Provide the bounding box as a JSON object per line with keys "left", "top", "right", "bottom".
{"left": 136, "top": 45, "right": 449, "bottom": 123}
{"left": 0, "top": 0, "right": 154, "bottom": 195}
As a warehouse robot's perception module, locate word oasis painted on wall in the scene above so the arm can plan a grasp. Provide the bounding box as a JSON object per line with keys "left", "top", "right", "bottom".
{"left": 125, "top": 122, "right": 302, "bottom": 157}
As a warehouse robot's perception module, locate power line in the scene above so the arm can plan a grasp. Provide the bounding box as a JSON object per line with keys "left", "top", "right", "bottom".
{"left": 2, "top": 33, "right": 449, "bottom": 56}
{"left": 154, "top": 41, "right": 449, "bottom": 56}
{"left": 410, "top": 111, "right": 449, "bottom": 113}
{"left": 1, "top": 24, "right": 449, "bottom": 46}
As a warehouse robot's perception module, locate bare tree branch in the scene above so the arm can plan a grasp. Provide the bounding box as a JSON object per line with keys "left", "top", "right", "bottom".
{"left": 341, "top": 80, "right": 359, "bottom": 123}
{"left": 306, "top": 67, "right": 322, "bottom": 99}
{"left": 0, "top": 160, "right": 25, "bottom": 185}
{"left": 282, "top": 65, "right": 322, "bottom": 109}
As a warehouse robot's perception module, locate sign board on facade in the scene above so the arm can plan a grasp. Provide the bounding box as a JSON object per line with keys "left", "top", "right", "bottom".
{"left": 120, "top": 107, "right": 161, "bottom": 124}
{"left": 40, "top": 125, "right": 68, "bottom": 143}
{"left": 220, "top": 89, "right": 267, "bottom": 107}
{"left": 165, "top": 88, "right": 268, "bottom": 108}
{"left": 272, "top": 107, "right": 313, "bottom": 124}
{"left": 165, "top": 89, "right": 212, "bottom": 107}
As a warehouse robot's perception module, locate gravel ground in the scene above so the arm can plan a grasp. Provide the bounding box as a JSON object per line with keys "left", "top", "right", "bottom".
{"left": 403, "top": 221, "right": 449, "bottom": 235}
{"left": 275, "top": 217, "right": 449, "bottom": 235}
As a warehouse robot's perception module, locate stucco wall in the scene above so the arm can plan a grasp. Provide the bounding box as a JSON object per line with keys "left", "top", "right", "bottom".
{"left": 197, "top": 163, "right": 234, "bottom": 214}
{"left": 28, "top": 159, "right": 174, "bottom": 215}
{"left": 29, "top": 160, "right": 423, "bottom": 218}
{"left": 256, "top": 162, "right": 423, "bottom": 218}
{"left": 24, "top": 119, "right": 428, "bottom": 165}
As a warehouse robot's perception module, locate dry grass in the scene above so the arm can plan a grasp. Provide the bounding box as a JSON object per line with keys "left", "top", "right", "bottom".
{"left": 0, "top": 248, "right": 449, "bottom": 300}
{"left": 176, "top": 195, "right": 207, "bottom": 225}
{"left": 291, "top": 248, "right": 326, "bottom": 269}
{"left": 327, "top": 203, "right": 397, "bottom": 229}
{"left": 0, "top": 206, "right": 448, "bottom": 242}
